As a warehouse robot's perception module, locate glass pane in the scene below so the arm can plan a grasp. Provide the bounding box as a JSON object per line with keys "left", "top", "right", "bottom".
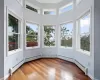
{"left": 26, "top": 5, "right": 38, "bottom": 13}
{"left": 8, "top": 14, "right": 19, "bottom": 33}
{"left": 60, "top": 3, "right": 73, "bottom": 13}
{"left": 26, "top": 35, "right": 38, "bottom": 47}
{"left": 26, "top": 23, "right": 39, "bottom": 47}
{"left": 80, "top": 13, "right": 90, "bottom": 51}
{"left": 44, "top": 11, "right": 56, "bottom": 15}
{"left": 61, "top": 23, "right": 73, "bottom": 47}
{"left": 44, "top": 25, "right": 55, "bottom": 46}
{"left": 26, "top": 23, "right": 38, "bottom": 35}
{"left": 8, "top": 34, "right": 19, "bottom": 51}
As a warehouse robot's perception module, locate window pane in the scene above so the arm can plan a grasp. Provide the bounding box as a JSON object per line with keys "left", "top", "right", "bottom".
{"left": 80, "top": 13, "right": 90, "bottom": 51}
{"left": 44, "top": 11, "right": 56, "bottom": 15}
{"left": 61, "top": 23, "right": 73, "bottom": 47}
{"left": 44, "top": 25, "right": 55, "bottom": 46}
{"left": 8, "top": 14, "right": 19, "bottom": 33}
{"left": 26, "top": 35, "right": 38, "bottom": 47}
{"left": 8, "top": 34, "right": 19, "bottom": 51}
{"left": 59, "top": 3, "right": 73, "bottom": 13}
{"left": 26, "top": 5, "right": 38, "bottom": 13}
{"left": 26, "top": 22, "right": 39, "bottom": 47}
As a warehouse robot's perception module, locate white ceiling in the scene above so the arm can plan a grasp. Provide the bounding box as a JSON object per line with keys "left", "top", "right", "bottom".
{"left": 36, "top": 0, "right": 63, "bottom": 3}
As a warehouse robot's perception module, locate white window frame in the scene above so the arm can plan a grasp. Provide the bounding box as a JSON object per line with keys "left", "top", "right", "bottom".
{"left": 25, "top": 1, "right": 40, "bottom": 14}
{"left": 7, "top": 8, "right": 22, "bottom": 56}
{"left": 59, "top": 2, "right": 73, "bottom": 14}
{"left": 43, "top": 25, "right": 56, "bottom": 48}
{"left": 25, "top": 21, "right": 40, "bottom": 49}
{"left": 60, "top": 21, "right": 74, "bottom": 49}
{"left": 76, "top": 10, "right": 91, "bottom": 56}
{"left": 43, "top": 9, "right": 56, "bottom": 15}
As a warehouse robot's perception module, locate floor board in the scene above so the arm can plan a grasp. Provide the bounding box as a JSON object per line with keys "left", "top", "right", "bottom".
{"left": 8, "top": 58, "right": 91, "bottom": 80}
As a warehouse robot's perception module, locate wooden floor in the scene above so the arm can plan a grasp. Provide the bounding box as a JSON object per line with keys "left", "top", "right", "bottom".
{"left": 8, "top": 58, "right": 91, "bottom": 80}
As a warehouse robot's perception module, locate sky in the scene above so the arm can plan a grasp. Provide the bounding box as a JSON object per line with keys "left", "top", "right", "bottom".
{"left": 61, "top": 23, "right": 73, "bottom": 36}
{"left": 80, "top": 14, "right": 90, "bottom": 34}
{"left": 26, "top": 23, "right": 38, "bottom": 32}
{"left": 60, "top": 3, "right": 73, "bottom": 13}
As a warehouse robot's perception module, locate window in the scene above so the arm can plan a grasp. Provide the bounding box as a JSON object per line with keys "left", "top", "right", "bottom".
{"left": 60, "top": 22, "right": 73, "bottom": 48}
{"left": 76, "top": 0, "right": 82, "bottom": 5}
{"left": 59, "top": 2, "right": 73, "bottom": 14}
{"left": 78, "top": 12, "right": 90, "bottom": 52}
{"left": 43, "top": 9, "right": 56, "bottom": 15}
{"left": 44, "top": 25, "right": 56, "bottom": 47}
{"left": 8, "top": 14, "right": 21, "bottom": 52}
{"left": 25, "top": 2, "right": 40, "bottom": 14}
{"left": 26, "top": 5, "right": 38, "bottom": 13}
{"left": 26, "top": 22, "right": 39, "bottom": 48}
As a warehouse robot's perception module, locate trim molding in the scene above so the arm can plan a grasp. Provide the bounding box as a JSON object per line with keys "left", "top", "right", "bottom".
{"left": 25, "top": 55, "right": 42, "bottom": 63}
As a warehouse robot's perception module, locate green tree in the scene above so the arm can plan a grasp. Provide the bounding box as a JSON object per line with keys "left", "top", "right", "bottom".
{"left": 26, "top": 26, "right": 38, "bottom": 42}
{"left": 44, "top": 26, "right": 55, "bottom": 46}
{"left": 61, "top": 26, "right": 72, "bottom": 47}
{"left": 81, "top": 34, "right": 90, "bottom": 51}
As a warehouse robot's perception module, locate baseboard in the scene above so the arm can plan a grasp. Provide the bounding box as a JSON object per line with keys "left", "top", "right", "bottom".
{"left": 4, "top": 59, "right": 24, "bottom": 80}
{"left": 57, "top": 55, "right": 74, "bottom": 62}
{"left": 88, "top": 73, "right": 95, "bottom": 80}
{"left": 25, "top": 55, "right": 42, "bottom": 63}
{"left": 42, "top": 55, "right": 57, "bottom": 58}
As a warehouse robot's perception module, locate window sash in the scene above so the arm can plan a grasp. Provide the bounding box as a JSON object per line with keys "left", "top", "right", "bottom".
{"left": 8, "top": 34, "right": 20, "bottom": 51}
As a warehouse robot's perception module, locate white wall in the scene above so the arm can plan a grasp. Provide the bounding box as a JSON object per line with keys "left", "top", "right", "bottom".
{"left": 4, "top": 0, "right": 24, "bottom": 76}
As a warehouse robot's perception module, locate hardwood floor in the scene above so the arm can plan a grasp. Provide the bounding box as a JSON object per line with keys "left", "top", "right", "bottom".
{"left": 8, "top": 58, "right": 91, "bottom": 80}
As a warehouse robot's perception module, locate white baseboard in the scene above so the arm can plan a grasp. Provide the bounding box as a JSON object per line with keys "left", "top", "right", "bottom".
{"left": 25, "top": 55, "right": 42, "bottom": 63}
{"left": 42, "top": 55, "right": 57, "bottom": 58}
{"left": 57, "top": 55, "right": 74, "bottom": 62}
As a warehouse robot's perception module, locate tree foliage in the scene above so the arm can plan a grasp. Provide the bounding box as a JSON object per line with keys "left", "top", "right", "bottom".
{"left": 44, "top": 26, "right": 55, "bottom": 46}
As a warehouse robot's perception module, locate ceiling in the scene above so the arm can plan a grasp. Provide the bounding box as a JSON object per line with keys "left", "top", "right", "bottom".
{"left": 36, "top": 0, "right": 63, "bottom": 3}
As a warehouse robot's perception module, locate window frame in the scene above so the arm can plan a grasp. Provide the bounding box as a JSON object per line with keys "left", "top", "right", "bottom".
{"left": 43, "top": 9, "right": 56, "bottom": 15}
{"left": 25, "top": 1, "right": 40, "bottom": 14}
{"left": 42, "top": 25, "right": 56, "bottom": 48}
{"left": 60, "top": 21, "right": 74, "bottom": 49}
{"left": 7, "top": 8, "right": 22, "bottom": 56}
{"left": 59, "top": 2, "right": 73, "bottom": 14}
{"left": 25, "top": 21, "right": 40, "bottom": 49}
{"left": 76, "top": 9, "right": 91, "bottom": 56}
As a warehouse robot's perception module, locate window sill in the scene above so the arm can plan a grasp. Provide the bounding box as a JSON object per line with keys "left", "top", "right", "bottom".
{"left": 60, "top": 46, "right": 73, "bottom": 49}
{"left": 26, "top": 46, "right": 40, "bottom": 50}
{"left": 8, "top": 49, "right": 22, "bottom": 56}
{"left": 77, "top": 49, "right": 90, "bottom": 56}
{"left": 43, "top": 46, "right": 56, "bottom": 48}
